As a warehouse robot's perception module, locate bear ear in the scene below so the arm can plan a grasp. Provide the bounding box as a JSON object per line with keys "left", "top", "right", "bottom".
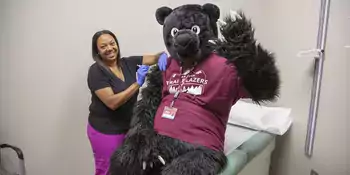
{"left": 202, "top": 3, "right": 220, "bottom": 22}
{"left": 155, "top": 6, "right": 173, "bottom": 25}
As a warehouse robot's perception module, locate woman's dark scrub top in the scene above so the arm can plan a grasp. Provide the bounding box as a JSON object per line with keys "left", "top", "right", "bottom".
{"left": 87, "top": 56, "right": 142, "bottom": 134}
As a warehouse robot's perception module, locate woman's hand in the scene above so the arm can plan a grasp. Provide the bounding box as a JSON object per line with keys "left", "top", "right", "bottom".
{"left": 142, "top": 52, "right": 168, "bottom": 71}
{"left": 136, "top": 65, "right": 150, "bottom": 86}
{"left": 157, "top": 52, "right": 168, "bottom": 71}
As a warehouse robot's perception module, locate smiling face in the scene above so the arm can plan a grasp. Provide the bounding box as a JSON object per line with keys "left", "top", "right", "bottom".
{"left": 96, "top": 34, "right": 119, "bottom": 62}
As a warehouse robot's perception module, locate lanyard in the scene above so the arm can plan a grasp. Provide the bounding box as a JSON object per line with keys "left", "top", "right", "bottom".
{"left": 169, "top": 62, "right": 196, "bottom": 108}
{"left": 170, "top": 91, "right": 180, "bottom": 107}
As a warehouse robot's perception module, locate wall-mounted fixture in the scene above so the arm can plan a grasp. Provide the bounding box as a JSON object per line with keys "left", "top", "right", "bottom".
{"left": 304, "top": 0, "right": 331, "bottom": 158}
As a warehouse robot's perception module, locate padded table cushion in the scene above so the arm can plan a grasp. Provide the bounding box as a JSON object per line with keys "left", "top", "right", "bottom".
{"left": 219, "top": 132, "right": 275, "bottom": 175}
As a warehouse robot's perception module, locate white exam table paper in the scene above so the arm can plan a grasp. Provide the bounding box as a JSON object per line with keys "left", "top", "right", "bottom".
{"left": 228, "top": 100, "right": 292, "bottom": 135}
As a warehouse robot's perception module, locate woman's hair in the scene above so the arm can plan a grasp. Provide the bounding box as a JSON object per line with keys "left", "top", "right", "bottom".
{"left": 91, "top": 30, "right": 121, "bottom": 65}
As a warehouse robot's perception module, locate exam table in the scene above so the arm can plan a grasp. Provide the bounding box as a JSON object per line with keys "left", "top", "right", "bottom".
{"left": 0, "top": 128, "right": 275, "bottom": 175}
{"left": 0, "top": 133, "right": 275, "bottom": 175}
{"left": 220, "top": 126, "right": 276, "bottom": 175}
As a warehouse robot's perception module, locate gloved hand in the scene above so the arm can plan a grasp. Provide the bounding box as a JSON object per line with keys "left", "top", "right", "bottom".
{"left": 136, "top": 65, "right": 150, "bottom": 86}
{"left": 157, "top": 52, "right": 168, "bottom": 71}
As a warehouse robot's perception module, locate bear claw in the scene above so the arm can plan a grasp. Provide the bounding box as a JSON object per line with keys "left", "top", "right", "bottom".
{"left": 208, "top": 40, "right": 216, "bottom": 44}
{"left": 158, "top": 155, "right": 166, "bottom": 165}
{"left": 229, "top": 10, "right": 242, "bottom": 20}
{"left": 141, "top": 155, "right": 165, "bottom": 171}
{"left": 143, "top": 161, "right": 147, "bottom": 170}
{"left": 217, "top": 19, "right": 227, "bottom": 26}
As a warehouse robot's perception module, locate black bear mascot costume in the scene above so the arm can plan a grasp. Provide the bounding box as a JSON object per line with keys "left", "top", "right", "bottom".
{"left": 110, "top": 3, "right": 280, "bottom": 175}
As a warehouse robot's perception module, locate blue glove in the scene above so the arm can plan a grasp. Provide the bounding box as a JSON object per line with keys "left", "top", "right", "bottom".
{"left": 158, "top": 52, "right": 168, "bottom": 71}
{"left": 136, "top": 65, "right": 150, "bottom": 86}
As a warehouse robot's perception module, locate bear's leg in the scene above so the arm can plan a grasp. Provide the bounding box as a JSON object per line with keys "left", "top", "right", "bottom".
{"left": 161, "top": 148, "right": 227, "bottom": 175}
{"left": 108, "top": 129, "right": 157, "bottom": 175}
{"left": 147, "top": 164, "right": 163, "bottom": 175}
{"left": 109, "top": 66, "right": 164, "bottom": 175}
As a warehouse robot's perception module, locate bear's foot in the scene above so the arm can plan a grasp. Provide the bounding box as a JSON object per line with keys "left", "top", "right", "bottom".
{"left": 109, "top": 129, "right": 161, "bottom": 175}
{"left": 109, "top": 143, "right": 143, "bottom": 175}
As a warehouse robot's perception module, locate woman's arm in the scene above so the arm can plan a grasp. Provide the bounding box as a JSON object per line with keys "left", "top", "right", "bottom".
{"left": 95, "top": 83, "right": 140, "bottom": 110}
{"left": 142, "top": 52, "right": 163, "bottom": 65}
{"left": 88, "top": 63, "right": 149, "bottom": 111}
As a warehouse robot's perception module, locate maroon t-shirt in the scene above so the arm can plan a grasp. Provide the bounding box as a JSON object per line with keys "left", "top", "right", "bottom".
{"left": 154, "top": 53, "right": 247, "bottom": 151}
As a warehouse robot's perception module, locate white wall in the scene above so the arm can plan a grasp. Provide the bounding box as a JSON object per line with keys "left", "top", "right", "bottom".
{"left": 0, "top": 0, "right": 255, "bottom": 174}
{"left": 260, "top": 0, "right": 350, "bottom": 175}
{"left": 1, "top": 0, "right": 349, "bottom": 175}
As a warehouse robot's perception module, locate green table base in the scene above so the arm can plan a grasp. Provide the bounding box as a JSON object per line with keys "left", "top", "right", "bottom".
{"left": 219, "top": 132, "right": 275, "bottom": 175}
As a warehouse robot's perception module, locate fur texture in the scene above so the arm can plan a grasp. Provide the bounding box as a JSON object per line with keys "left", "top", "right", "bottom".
{"left": 213, "top": 11, "right": 280, "bottom": 103}
{"left": 156, "top": 4, "right": 219, "bottom": 63}
{"left": 109, "top": 66, "right": 163, "bottom": 175}
{"left": 110, "top": 4, "right": 280, "bottom": 175}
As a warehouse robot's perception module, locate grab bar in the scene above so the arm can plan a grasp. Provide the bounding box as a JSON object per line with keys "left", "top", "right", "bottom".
{"left": 0, "top": 143, "right": 26, "bottom": 175}
{"left": 305, "top": 0, "right": 331, "bottom": 158}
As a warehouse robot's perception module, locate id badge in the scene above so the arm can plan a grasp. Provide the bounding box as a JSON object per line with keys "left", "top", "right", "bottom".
{"left": 162, "top": 106, "right": 178, "bottom": 120}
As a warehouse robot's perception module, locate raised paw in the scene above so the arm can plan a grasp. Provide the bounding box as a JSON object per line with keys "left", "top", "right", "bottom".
{"left": 217, "top": 10, "right": 242, "bottom": 27}
{"left": 217, "top": 19, "right": 227, "bottom": 26}
{"left": 217, "top": 9, "right": 255, "bottom": 44}
{"left": 229, "top": 10, "right": 242, "bottom": 21}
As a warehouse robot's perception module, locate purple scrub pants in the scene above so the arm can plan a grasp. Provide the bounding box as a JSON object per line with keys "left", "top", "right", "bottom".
{"left": 87, "top": 123, "right": 125, "bottom": 175}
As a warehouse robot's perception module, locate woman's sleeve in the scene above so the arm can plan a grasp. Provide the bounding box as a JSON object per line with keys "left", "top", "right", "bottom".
{"left": 127, "top": 56, "right": 143, "bottom": 67}
{"left": 87, "top": 64, "right": 110, "bottom": 92}
{"left": 123, "top": 56, "right": 143, "bottom": 74}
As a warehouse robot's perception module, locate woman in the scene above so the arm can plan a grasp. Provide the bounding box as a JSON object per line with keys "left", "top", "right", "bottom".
{"left": 87, "top": 29, "right": 167, "bottom": 175}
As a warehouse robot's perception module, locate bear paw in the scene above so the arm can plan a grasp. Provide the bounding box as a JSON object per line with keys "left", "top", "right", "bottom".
{"left": 229, "top": 10, "right": 243, "bottom": 21}
{"left": 109, "top": 130, "right": 164, "bottom": 174}
{"left": 217, "top": 10, "right": 242, "bottom": 26}
{"left": 217, "top": 9, "right": 255, "bottom": 44}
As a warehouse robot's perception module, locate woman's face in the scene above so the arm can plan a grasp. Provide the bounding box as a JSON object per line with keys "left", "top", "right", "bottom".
{"left": 96, "top": 34, "right": 119, "bottom": 62}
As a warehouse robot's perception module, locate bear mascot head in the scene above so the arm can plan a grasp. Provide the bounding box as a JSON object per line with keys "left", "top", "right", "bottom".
{"left": 154, "top": 3, "right": 279, "bottom": 101}
{"left": 155, "top": 4, "right": 220, "bottom": 65}
{"left": 109, "top": 3, "right": 280, "bottom": 175}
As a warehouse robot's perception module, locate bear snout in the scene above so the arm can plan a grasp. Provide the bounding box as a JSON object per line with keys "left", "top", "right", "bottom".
{"left": 173, "top": 30, "right": 200, "bottom": 57}
{"left": 175, "top": 33, "right": 193, "bottom": 47}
